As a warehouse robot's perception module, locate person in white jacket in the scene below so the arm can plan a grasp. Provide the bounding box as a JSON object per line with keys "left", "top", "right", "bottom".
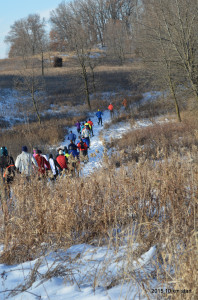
{"left": 15, "top": 146, "right": 38, "bottom": 176}
{"left": 49, "top": 154, "right": 61, "bottom": 179}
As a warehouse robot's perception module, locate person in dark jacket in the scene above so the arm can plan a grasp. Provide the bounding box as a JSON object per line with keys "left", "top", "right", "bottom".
{"left": 0, "top": 146, "right": 15, "bottom": 183}
{"left": 67, "top": 131, "right": 76, "bottom": 143}
{"left": 68, "top": 140, "right": 79, "bottom": 158}
{"left": 75, "top": 121, "right": 81, "bottom": 134}
{"left": 96, "top": 109, "right": 103, "bottom": 126}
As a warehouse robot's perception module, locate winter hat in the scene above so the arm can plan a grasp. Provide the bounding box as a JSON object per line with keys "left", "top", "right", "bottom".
{"left": 59, "top": 150, "right": 64, "bottom": 155}
{"left": 22, "top": 146, "right": 28, "bottom": 152}
{"left": 0, "top": 146, "right": 8, "bottom": 157}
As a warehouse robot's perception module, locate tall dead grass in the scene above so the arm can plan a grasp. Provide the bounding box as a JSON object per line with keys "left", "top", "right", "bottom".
{"left": 0, "top": 144, "right": 197, "bottom": 298}
{"left": 107, "top": 118, "right": 198, "bottom": 164}
{"left": 0, "top": 107, "right": 197, "bottom": 298}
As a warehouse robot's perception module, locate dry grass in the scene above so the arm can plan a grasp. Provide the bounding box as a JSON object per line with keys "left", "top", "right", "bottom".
{"left": 0, "top": 145, "right": 197, "bottom": 298}
{"left": 0, "top": 114, "right": 87, "bottom": 159}
{"left": 106, "top": 115, "right": 198, "bottom": 166}
{"left": 0, "top": 50, "right": 138, "bottom": 76}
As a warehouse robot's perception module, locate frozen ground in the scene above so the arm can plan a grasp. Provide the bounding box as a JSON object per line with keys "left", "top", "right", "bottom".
{"left": 0, "top": 89, "right": 25, "bottom": 125}
{"left": 0, "top": 91, "right": 164, "bottom": 299}
{"left": 0, "top": 87, "right": 162, "bottom": 127}
{"left": 0, "top": 242, "right": 157, "bottom": 300}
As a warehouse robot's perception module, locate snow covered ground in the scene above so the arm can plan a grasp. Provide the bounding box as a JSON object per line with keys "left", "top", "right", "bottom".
{"left": 0, "top": 91, "right": 165, "bottom": 299}
{"left": 0, "top": 241, "right": 157, "bottom": 300}
{"left": 60, "top": 109, "right": 167, "bottom": 177}
{"left": 0, "top": 89, "right": 25, "bottom": 125}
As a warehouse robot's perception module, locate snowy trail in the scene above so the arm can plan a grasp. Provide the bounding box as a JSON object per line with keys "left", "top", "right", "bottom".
{"left": 60, "top": 110, "right": 111, "bottom": 176}
{"left": 59, "top": 108, "right": 166, "bottom": 177}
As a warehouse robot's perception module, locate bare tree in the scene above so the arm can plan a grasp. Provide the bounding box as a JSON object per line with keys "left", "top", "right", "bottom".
{"left": 104, "top": 19, "right": 131, "bottom": 64}
{"left": 5, "top": 14, "right": 47, "bottom": 57}
{"left": 139, "top": 0, "right": 198, "bottom": 101}
{"left": 14, "top": 60, "right": 45, "bottom": 124}
{"left": 50, "top": 1, "right": 96, "bottom": 110}
{"left": 5, "top": 13, "right": 48, "bottom": 76}
{"left": 136, "top": 0, "right": 198, "bottom": 120}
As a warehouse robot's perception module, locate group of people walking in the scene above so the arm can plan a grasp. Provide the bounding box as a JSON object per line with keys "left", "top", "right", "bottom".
{"left": 0, "top": 100, "right": 128, "bottom": 184}
{"left": 0, "top": 117, "right": 95, "bottom": 183}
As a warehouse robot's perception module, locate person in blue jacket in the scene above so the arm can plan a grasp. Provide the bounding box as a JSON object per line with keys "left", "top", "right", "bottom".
{"left": 96, "top": 109, "right": 103, "bottom": 126}
{"left": 67, "top": 131, "right": 76, "bottom": 143}
{"left": 68, "top": 140, "right": 79, "bottom": 158}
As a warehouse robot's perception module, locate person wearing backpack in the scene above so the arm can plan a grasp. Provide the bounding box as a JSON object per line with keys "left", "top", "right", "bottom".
{"left": 77, "top": 139, "right": 88, "bottom": 162}
{"left": 77, "top": 139, "right": 88, "bottom": 156}
{"left": 0, "top": 146, "right": 15, "bottom": 183}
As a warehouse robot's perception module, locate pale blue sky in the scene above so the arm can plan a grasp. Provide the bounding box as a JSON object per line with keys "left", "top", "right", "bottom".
{"left": 0, "top": 0, "right": 67, "bottom": 59}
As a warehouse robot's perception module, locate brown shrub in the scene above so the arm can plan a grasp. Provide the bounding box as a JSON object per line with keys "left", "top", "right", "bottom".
{"left": 108, "top": 119, "right": 198, "bottom": 163}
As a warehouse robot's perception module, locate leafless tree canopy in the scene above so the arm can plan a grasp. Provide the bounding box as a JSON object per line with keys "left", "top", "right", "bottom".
{"left": 4, "top": 0, "right": 198, "bottom": 114}
{"left": 137, "top": 0, "right": 198, "bottom": 100}
{"left": 5, "top": 14, "right": 47, "bottom": 58}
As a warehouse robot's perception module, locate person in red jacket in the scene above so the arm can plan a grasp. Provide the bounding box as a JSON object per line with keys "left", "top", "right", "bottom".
{"left": 35, "top": 150, "right": 51, "bottom": 176}
{"left": 77, "top": 139, "right": 88, "bottom": 156}
{"left": 56, "top": 150, "right": 68, "bottom": 170}
{"left": 108, "top": 103, "right": 114, "bottom": 118}
{"left": 77, "top": 139, "right": 89, "bottom": 163}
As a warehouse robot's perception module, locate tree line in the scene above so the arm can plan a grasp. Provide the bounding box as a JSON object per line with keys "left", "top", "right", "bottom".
{"left": 4, "top": 0, "right": 198, "bottom": 121}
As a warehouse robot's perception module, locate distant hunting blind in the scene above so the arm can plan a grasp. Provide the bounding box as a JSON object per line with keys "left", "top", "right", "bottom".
{"left": 53, "top": 56, "right": 63, "bottom": 67}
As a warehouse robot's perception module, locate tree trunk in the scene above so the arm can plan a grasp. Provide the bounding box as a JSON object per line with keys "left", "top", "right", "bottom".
{"left": 82, "top": 64, "right": 91, "bottom": 110}
{"left": 41, "top": 51, "right": 44, "bottom": 76}
{"left": 90, "top": 65, "right": 96, "bottom": 93}
{"left": 32, "top": 82, "right": 41, "bottom": 124}
{"left": 169, "top": 78, "right": 181, "bottom": 122}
